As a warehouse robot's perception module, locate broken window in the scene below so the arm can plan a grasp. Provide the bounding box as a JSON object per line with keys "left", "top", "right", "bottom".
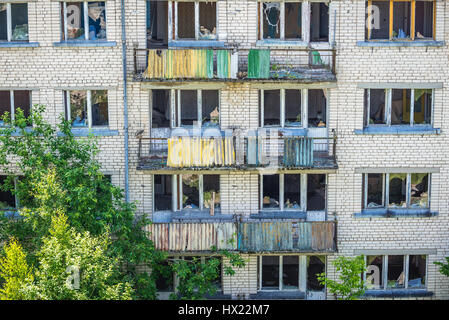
{"left": 307, "top": 174, "right": 326, "bottom": 211}
{"left": 199, "top": 2, "right": 217, "bottom": 40}
{"left": 388, "top": 173, "right": 407, "bottom": 208}
{"left": 307, "top": 255, "right": 325, "bottom": 291}
{"left": 410, "top": 173, "right": 429, "bottom": 208}
{"left": 284, "top": 174, "right": 300, "bottom": 209}
{"left": 147, "top": 1, "right": 168, "bottom": 48}
{"left": 308, "top": 89, "right": 326, "bottom": 127}
{"left": 0, "top": 3, "right": 28, "bottom": 42}
{"left": 408, "top": 255, "right": 426, "bottom": 288}
{"left": 203, "top": 175, "right": 220, "bottom": 210}
{"left": 310, "top": 2, "right": 329, "bottom": 42}
{"left": 0, "top": 176, "right": 16, "bottom": 211}
{"left": 263, "top": 90, "right": 281, "bottom": 126}
{"left": 259, "top": 255, "right": 301, "bottom": 291}
{"left": 262, "top": 174, "right": 280, "bottom": 209}
{"left": 152, "top": 90, "right": 170, "bottom": 128}
{"left": 366, "top": 256, "right": 383, "bottom": 289}
{"left": 177, "top": 2, "right": 195, "bottom": 39}
{"left": 182, "top": 174, "right": 200, "bottom": 209}
{"left": 64, "top": 90, "right": 109, "bottom": 128}
{"left": 0, "top": 90, "right": 31, "bottom": 125}
{"left": 262, "top": 2, "right": 281, "bottom": 39}
{"left": 387, "top": 255, "right": 405, "bottom": 288}
{"left": 261, "top": 256, "right": 280, "bottom": 290}
{"left": 283, "top": 256, "right": 299, "bottom": 289}
{"left": 261, "top": 89, "right": 303, "bottom": 127}
{"left": 364, "top": 88, "right": 433, "bottom": 127}
{"left": 154, "top": 175, "right": 172, "bottom": 211}
{"left": 366, "top": 0, "right": 435, "bottom": 41}
{"left": 202, "top": 90, "right": 219, "bottom": 127}
{"left": 285, "top": 89, "right": 301, "bottom": 127}
{"left": 365, "top": 173, "right": 384, "bottom": 208}
{"left": 176, "top": 90, "right": 219, "bottom": 128}
{"left": 285, "top": 3, "right": 302, "bottom": 39}
{"left": 62, "top": 1, "right": 106, "bottom": 41}
{"left": 173, "top": 1, "right": 217, "bottom": 40}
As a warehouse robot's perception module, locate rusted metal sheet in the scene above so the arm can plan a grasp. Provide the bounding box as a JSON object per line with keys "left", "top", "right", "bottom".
{"left": 238, "top": 221, "right": 336, "bottom": 253}
{"left": 247, "top": 49, "right": 270, "bottom": 79}
{"left": 147, "top": 222, "right": 237, "bottom": 252}
{"left": 283, "top": 137, "right": 314, "bottom": 167}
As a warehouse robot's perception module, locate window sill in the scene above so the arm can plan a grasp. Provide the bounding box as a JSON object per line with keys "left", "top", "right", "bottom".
{"left": 256, "top": 40, "right": 308, "bottom": 48}
{"left": 354, "top": 208, "right": 438, "bottom": 218}
{"left": 249, "top": 291, "right": 305, "bottom": 300}
{"left": 168, "top": 40, "right": 225, "bottom": 48}
{"left": 53, "top": 40, "right": 117, "bottom": 48}
{"left": 250, "top": 210, "right": 306, "bottom": 220}
{"left": 357, "top": 40, "right": 445, "bottom": 48}
{"left": 152, "top": 209, "right": 232, "bottom": 223}
{"left": 0, "top": 42, "right": 39, "bottom": 48}
{"left": 364, "top": 289, "right": 433, "bottom": 298}
{"left": 354, "top": 126, "right": 440, "bottom": 135}
{"left": 57, "top": 128, "right": 119, "bottom": 137}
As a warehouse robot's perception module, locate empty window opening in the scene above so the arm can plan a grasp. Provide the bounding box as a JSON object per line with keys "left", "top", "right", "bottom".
{"left": 393, "top": 1, "right": 411, "bottom": 39}
{"left": 308, "top": 89, "right": 326, "bottom": 127}
{"left": 310, "top": 2, "right": 329, "bottom": 42}
{"left": 387, "top": 255, "right": 405, "bottom": 288}
{"left": 199, "top": 2, "right": 217, "bottom": 40}
{"left": 203, "top": 175, "right": 220, "bottom": 210}
{"left": 261, "top": 256, "right": 280, "bottom": 290}
{"left": 65, "top": 90, "right": 108, "bottom": 128}
{"left": 263, "top": 2, "right": 280, "bottom": 39}
{"left": 408, "top": 255, "right": 426, "bottom": 288}
{"left": 415, "top": 1, "right": 433, "bottom": 39}
{"left": 413, "top": 89, "right": 432, "bottom": 125}
{"left": 367, "top": 1, "right": 390, "bottom": 40}
{"left": 285, "top": 3, "right": 302, "bottom": 39}
{"left": 366, "top": 173, "right": 384, "bottom": 208}
{"left": 182, "top": 174, "right": 200, "bottom": 209}
{"left": 202, "top": 90, "right": 219, "bottom": 127}
{"left": 0, "top": 176, "right": 16, "bottom": 210}
{"left": 284, "top": 174, "right": 300, "bottom": 209}
{"left": 155, "top": 259, "right": 174, "bottom": 292}
{"left": 0, "top": 4, "right": 6, "bottom": 41}
{"left": 388, "top": 173, "right": 407, "bottom": 208}
{"left": 262, "top": 174, "right": 280, "bottom": 209}
{"left": 152, "top": 90, "right": 170, "bottom": 128}
{"left": 285, "top": 89, "right": 301, "bottom": 127}
{"left": 154, "top": 175, "right": 172, "bottom": 211}
{"left": 263, "top": 90, "right": 281, "bottom": 126}
{"left": 0, "top": 90, "right": 31, "bottom": 125}
{"left": 147, "top": 0, "right": 168, "bottom": 48}
{"left": 180, "top": 90, "right": 198, "bottom": 127}
{"left": 391, "top": 89, "right": 411, "bottom": 125}
{"left": 283, "top": 256, "right": 299, "bottom": 289}
{"left": 0, "top": 91, "right": 11, "bottom": 123}
{"left": 365, "top": 89, "right": 387, "bottom": 125}
{"left": 410, "top": 173, "right": 428, "bottom": 208}
{"left": 178, "top": 2, "right": 195, "bottom": 39}
{"left": 307, "top": 174, "right": 326, "bottom": 211}
{"left": 307, "top": 255, "right": 325, "bottom": 291}
{"left": 366, "top": 256, "right": 383, "bottom": 289}
{"left": 0, "top": 3, "right": 28, "bottom": 42}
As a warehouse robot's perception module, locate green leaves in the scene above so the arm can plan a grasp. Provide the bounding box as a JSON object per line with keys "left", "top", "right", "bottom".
{"left": 434, "top": 257, "right": 449, "bottom": 277}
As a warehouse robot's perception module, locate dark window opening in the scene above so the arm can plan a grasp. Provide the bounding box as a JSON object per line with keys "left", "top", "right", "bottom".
{"left": 0, "top": 4, "right": 7, "bottom": 41}
{"left": 388, "top": 173, "right": 407, "bottom": 208}
{"left": 13, "top": 90, "right": 31, "bottom": 119}
{"left": 199, "top": 2, "right": 217, "bottom": 40}
{"left": 87, "top": 2, "right": 106, "bottom": 40}
{"left": 155, "top": 260, "right": 174, "bottom": 292}
{"left": 366, "top": 173, "right": 384, "bottom": 208}
{"left": 413, "top": 89, "right": 432, "bottom": 125}
{"left": 182, "top": 174, "right": 199, "bottom": 209}
{"left": 391, "top": 89, "right": 411, "bottom": 125}
{"left": 307, "top": 174, "right": 326, "bottom": 211}
{"left": 147, "top": 0, "right": 168, "bottom": 48}
{"left": 283, "top": 256, "right": 299, "bottom": 289}
{"left": 263, "top": 2, "right": 280, "bottom": 39}
{"left": 387, "top": 255, "right": 405, "bottom": 288}
{"left": 203, "top": 175, "right": 220, "bottom": 210}
{"left": 415, "top": 1, "right": 433, "bottom": 39}
{"left": 284, "top": 174, "right": 300, "bottom": 209}
{"left": 285, "top": 3, "right": 302, "bottom": 39}
{"left": 307, "top": 255, "right": 325, "bottom": 291}
{"left": 393, "top": 1, "right": 411, "bottom": 39}
{"left": 263, "top": 90, "right": 280, "bottom": 126}
{"left": 178, "top": 2, "right": 195, "bottom": 39}
{"left": 308, "top": 89, "right": 326, "bottom": 127}
{"left": 180, "top": 90, "right": 198, "bottom": 126}
{"left": 11, "top": 3, "right": 28, "bottom": 41}
{"left": 207, "top": 257, "right": 222, "bottom": 291}
{"left": 0, "top": 91, "right": 11, "bottom": 123}
{"left": 261, "top": 256, "right": 280, "bottom": 290}
{"left": 367, "top": 1, "right": 390, "bottom": 40}
{"left": 285, "top": 89, "right": 301, "bottom": 127}
{"left": 408, "top": 255, "right": 426, "bottom": 288}
{"left": 410, "top": 173, "right": 428, "bottom": 208}
{"left": 0, "top": 176, "right": 16, "bottom": 210}
{"left": 310, "top": 2, "right": 328, "bottom": 42}
{"left": 154, "top": 175, "right": 172, "bottom": 211}
{"left": 91, "top": 90, "right": 108, "bottom": 126}
{"left": 262, "top": 175, "right": 280, "bottom": 209}
{"left": 366, "top": 255, "right": 383, "bottom": 289}
{"left": 365, "top": 89, "right": 387, "bottom": 125}
{"left": 152, "top": 90, "right": 170, "bottom": 128}
{"left": 202, "top": 90, "right": 219, "bottom": 127}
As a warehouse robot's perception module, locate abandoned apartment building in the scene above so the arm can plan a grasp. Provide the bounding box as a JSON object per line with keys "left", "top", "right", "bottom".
{"left": 1, "top": 0, "right": 448, "bottom": 300}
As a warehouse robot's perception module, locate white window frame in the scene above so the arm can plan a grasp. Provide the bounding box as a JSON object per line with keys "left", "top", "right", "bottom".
{"left": 363, "top": 254, "right": 428, "bottom": 290}
{"left": 61, "top": 1, "right": 107, "bottom": 41}
{"left": 364, "top": 88, "right": 434, "bottom": 127}
{"left": 169, "top": 0, "right": 218, "bottom": 41}
{"left": 259, "top": 173, "right": 326, "bottom": 212}
{"left": 64, "top": 89, "right": 109, "bottom": 129}
{"left": 0, "top": 2, "right": 28, "bottom": 42}
{"left": 258, "top": 255, "right": 301, "bottom": 291}
{"left": 363, "top": 173, "right": 431, "bottom": 210}
{"left": 0, "top": 89, "right": 32, "bottom": 124}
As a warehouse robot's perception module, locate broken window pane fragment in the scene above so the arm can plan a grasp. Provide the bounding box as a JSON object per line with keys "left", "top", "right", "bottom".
{"left": 388, "top": 173, "right": 407, "bottom": 208}
{"left": 387, "top": 255, "right": 405, "bottom": 288}
{"left": 261, "top": 256, "right": 280, "bottom": 290}
{"left": 199, "top": 2, "right": 217, "bottom": 40}
{"left": 263, "top": 174, "right": 280, "bottom": 209}
{"left": 285, "top": 89, "right": 301, "bottom": 127}
{"left": 263, "top": 2, "right": 280, "bottom": 39}
{"left": 285, "top": 3, "right": 302, "bottom": 39}
{"left": 91, "top": 90, "right": 108, "bottom": 126}
{"left": 182, "top": 174, "right": 199, "bottom": 209}
{"left": 408, "top": 255, "right": 426, "bottom": 288}
{"left": 88, "top": 2, "right": 106, "bottom": 40}
{"left": 410, "top": 173, "right": 428, "bottom": 208}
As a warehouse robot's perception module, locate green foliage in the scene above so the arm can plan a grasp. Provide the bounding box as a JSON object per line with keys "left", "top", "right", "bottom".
{"left": 317, "top": 255, "right": 366, "bottom": 300}
{"left": 434, "top": 257, "right": 449, "bottom": 277}
{"left": 0, "top": 238, "right": 34, "bottom": 300}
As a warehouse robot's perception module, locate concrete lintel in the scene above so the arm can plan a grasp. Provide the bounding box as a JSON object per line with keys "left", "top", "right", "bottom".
{"left": 251, "top": 82, "right": 337, "bottom": 89}
{"left": 357, "top": 83, "right": 443, "bottom": 89}
{"left": 354, "top": 167, "right": 440, "bottom": 174}
{"left": 353, "top": 249, "right": 437, "bottom": 256}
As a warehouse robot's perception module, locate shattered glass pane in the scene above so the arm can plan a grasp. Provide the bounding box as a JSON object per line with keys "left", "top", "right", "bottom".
{"left": 182, "top": 174, "right": 200, "bottom": 209}
{"left": 263, "top": 2, "right": 280, "bottom": 39}
{"left": 410, "top": 173, "right": 429, "bottom": 208}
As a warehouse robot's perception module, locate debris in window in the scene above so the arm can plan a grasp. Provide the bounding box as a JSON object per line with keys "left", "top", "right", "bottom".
{"left": 310, "top": 2, "right": 329, "bottom": 42}
{"left": 307, "top": 174, "right": 326, "bottom": 211}
{"left": 387, "top": 255, "right": 405, "bottom": 288}
{"left": 366, "top": 255, "right": 383, "bottom": 289}
{"left": 283, "top": 256, "right": 299, "bottom": 289}
{"left": 180, "top": 90, "right": 198, "bottom": 126}
{"left": 285, "top": 2, "right": 302, "bottom": 39}
{"left": 366, "top": 173, "right": 384, "bottom": 208}
{"left": 388, "top": 173, "right": 407, "bottom": 208}
{"left": 263, "top": 2, "right": 280, "bottom": 39}
{"left": 87, "top": 2, "right": 106, "bottom": 40}
{"left": 368, "top": 1, "right": 390, "bottom": 40}
{"left": 11, "top": 3, "right": 28, "bottom": 41}
{"left": 203, "top": 174, "right": 220, "bottom": 211}
{"left": 202, "top": 90, "right": 219, "bottom": 127}
{"left": 391, "top": 89, "right": 411, "bottom": 125}
{"left": 307, "top": 255, "right": 325, "bottom": 291}
{"left": 199, "top": 2, "right": 217, "bottom": 40}
{"left": 178, "top": 2, "right": 195, "bottom": 39}
{"left": 415, "top": 1, "right": 433, "bottom": 39}
{"left": 261, "top": 256, "right": 280, "bottom": 290}
{"left": 413, "top": 89, "right": 432, "bottom": 124}
{"left": 66, "top": 2, "right": 85, "bottom": 40}
{"left": 284, "top": 174, "right": 300, "bottom": 209}
{"left": 152, "top": 89, "right": 170, "bottom": 128}
{"left": 147, "top": 0, "right": 168, "bottom": 48}
{"left": 408, "top": 255, "right": 426, "bottom": 288}
{"left": 392, "top": 1, "right": 411, "bottom": 39}
{"left": 69, "top": 91, "right": 88, "bottom": 127}
{"left": 91, "top": 90, "right": 108, "bottom": 126}
{"left": 263, "top": 174, "right": 280, "bottom": 209}
{"left": 182, "top": 174, "right": 199, "bottom": 209}
{"left": 365, "top": 89, "right": 387, "bottom": 125}
{"left": 263, "top": 90, "right": 280, "bottom": 126}
{"left": 0, "top": 176, "right": 16, "bottom": 210}
{"left": 154, "top": 175, "right": 172, "bottom": 211}
{"left": 285, "top": 89, "right": 301, "bottom": 127}
{"left": 308, "top": 89, "right": 326, "bottom": 127}
{"left": 410, "top": 173, "right": 428, "bottom": 208}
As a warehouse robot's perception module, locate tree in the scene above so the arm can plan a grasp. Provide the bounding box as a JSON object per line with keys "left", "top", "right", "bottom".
{"left": 0, "top": 238, "right": 34, "bottom": 300}
{"left": 434, "top": 257, "right": 449, "bottom": 277}
{"left": 317, "top": 255, "right": 366, "bottom": 300}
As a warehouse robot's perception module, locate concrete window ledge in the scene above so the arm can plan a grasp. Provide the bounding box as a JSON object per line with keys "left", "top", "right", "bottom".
{"left": 152, "top": 210, "right": 234, "bottom": 223}
{"left": 57, "top": 128, "right": 119, "bottom": 137}
{"left": 0, "top": 42, "right": 39, "bottom": 48}
{"left": 354, "top": 208, "right": 438, "bottom": 218}
{"left": 168, "top": 40, "right": 226, "bottom": 48}
{"left": 364, "top": 289, "right": 433, "bottom": 298}
{"left": 53, "top": 41, "right": 117, "bottom": 48}
{"left": 250, "top": 211, "right": 306, "bottom": 220}
{"left": 256, "top": 40, "right": 308, "bottom": 48}
{"left": 357, "top": 40, "right": 445, "bottom": 48}
{"left": 354, "top": 126, "right": 441, "bottom": 135}
{"left": 249, "top": 291, "right": 305, "bottom": 300}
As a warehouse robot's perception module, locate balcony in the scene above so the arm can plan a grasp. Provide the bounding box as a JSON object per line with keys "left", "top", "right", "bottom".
{"left": 136, "top": 130, "right": 337, "bottom": 171}
{"left": 133, "top": 48, "right": 336, "bottom": 82}
{"left": 146, "top": 221, "right": 336, "bottom": 253}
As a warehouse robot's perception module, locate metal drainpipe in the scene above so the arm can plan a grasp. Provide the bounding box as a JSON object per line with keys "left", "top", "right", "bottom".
{"left": 121, "top": 0, "right": 129, "bottom": 202}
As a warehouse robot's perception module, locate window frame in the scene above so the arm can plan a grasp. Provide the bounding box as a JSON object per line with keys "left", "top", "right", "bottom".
{"left": 0, "top": 2, "right": 29, "bottom": 42}
{"left": 0, "top": 89, "right": 32, "bottom": 125}
{"left": 363, "top": 173, "right": 431, "bottom": 210}
{"left": 259, "top": 173, "right": 326, "bottom": 212}
{"left": 363, "top": 254, "right": 428, "bottom": 290}
{"left": 64, "top": 89, "right": 109, "bottom": 129}
{"left": 61, "top": 1, "right": 107, "bottom": 41}
{"left": 258, "top": 255, "right": 301, "bottom": 291}
{"left": 366, "top": 0, "right": 436, "bottom": 41}
{"left": 364, "top": 88, "right": 434, "bottom": 127}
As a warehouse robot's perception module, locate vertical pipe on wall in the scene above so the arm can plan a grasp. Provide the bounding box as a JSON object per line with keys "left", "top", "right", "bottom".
{"left": 121, "top": 0, "right": 129, "bottom": 202}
